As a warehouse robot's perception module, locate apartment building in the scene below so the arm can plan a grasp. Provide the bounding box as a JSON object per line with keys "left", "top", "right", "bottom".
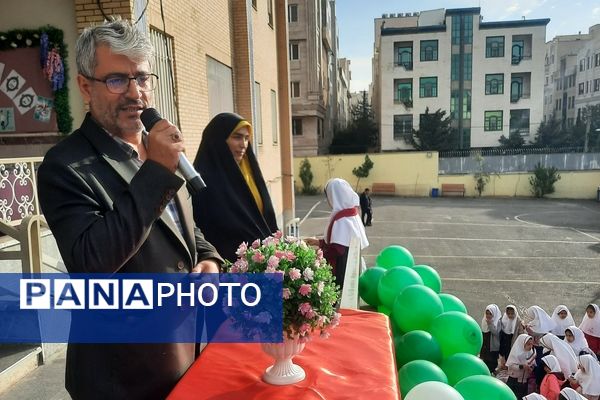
{"left": 575, "top": 25, "right": 600, "bottom": 115}
{"left": 337, "top": 58, "right": 352, "bottom": 129}
{"left": 372, "top": 8, "right": 549, "bottom": 151}
{"left": 288, "top": 0, "right": 341, "bottom": 156}
{"left": 0, "top": 0, "right": 295, "bottom": 225}
{"left": 543, "top": 33, "right": 590, "bottom": 127}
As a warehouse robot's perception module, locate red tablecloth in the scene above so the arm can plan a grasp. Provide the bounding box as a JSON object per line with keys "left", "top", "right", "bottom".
{"left": 168, "top": 309, "right": 400, "bottom": 400}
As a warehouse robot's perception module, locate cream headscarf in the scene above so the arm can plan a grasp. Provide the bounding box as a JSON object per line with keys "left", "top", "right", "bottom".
{"left": 550, "top": 305, "right": 576, "bottom": 336}
{"left": 575, "top": 354, "right": 600, "bottom": 395}
{"left": 579, "top": 304, "right": 600, "bottom": 337}
{"left": 481, "top": 304, "right": 502, "bottom": 333}
{"left": 323, "top": 178, "right": 369, "bottom": 249}
{"left": 539, "top": 333, "right": 578, "bottom": 376}
{"left": 501, "top": 305, "right": 519, "bottom": 335}
{"left": 565, "top": 326, "right": 589, "bottom": 356}
{"left": 507, "top": 334, "right": 535, "bottom": 367}
{"left": 524, "top": 306, "right": 556, "bottom": 334}
{"left": 559, "top": 388, "right": 586, "bottom": 400}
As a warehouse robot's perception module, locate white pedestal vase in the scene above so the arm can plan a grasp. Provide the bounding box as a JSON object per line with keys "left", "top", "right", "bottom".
{"left": 261, "top": 339, "right": 306, "bottom": 385}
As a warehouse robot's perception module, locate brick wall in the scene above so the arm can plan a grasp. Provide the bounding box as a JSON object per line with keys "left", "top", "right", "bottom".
{"left": 74, "top": 0, "right": 132, "bottom": 32}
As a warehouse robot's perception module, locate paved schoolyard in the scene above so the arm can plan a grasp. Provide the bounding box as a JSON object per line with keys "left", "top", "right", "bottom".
{"left": 295, "top": 195, "right": 600, "bottom": 321}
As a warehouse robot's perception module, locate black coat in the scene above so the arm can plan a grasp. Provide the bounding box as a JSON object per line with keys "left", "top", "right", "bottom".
{"left": 192, "top": 113, "right": 278, "bottom": 263}
{"left": 37, "top": 114, "right": 223, "bottom": 400}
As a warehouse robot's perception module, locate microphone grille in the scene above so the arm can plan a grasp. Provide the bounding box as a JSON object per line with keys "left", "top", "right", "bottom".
{"left": 140, "top": 108, "right": 162, "bottom": 131}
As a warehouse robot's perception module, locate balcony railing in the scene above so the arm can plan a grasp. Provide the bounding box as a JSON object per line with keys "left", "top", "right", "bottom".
{"left": 510, "top": 92, "right": 530, "bottom": 103}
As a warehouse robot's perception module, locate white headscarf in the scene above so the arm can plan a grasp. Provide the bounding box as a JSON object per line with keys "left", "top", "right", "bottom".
{"left": 541, "top": 354, "right": 562, "bottom": 373}
{"left": 579, "top": 304, "right": 600, "bottom": 337}
{"left": 575, "top": 354, "right": 600, "bottom": 395}
{"left": 324, "top": 178, "right": 369, "bottom": 249}
{"left": 550, "top": 305, "right": 576, "bottom": 336}
{"left": 525, "top": 306, "right": 556, "bottom": 334}
{"left": 502, "top": 305, "right": 519, "bottom": 334}
{"left": 565, "top": 326, "right": 589, "bottom": 356}
{"left": 539, "top": 333, "right": 578, "bottom": 376}
{"left": 507, "top": 334, "right": 535, "bottom": 367}
{"left": 481, "top": 304, "right": 502, "bottom": 333}
{"left": 559, "top": 387, "right": 586, "bottom": 400}
{"left": 523, "top": 394, "right": 547, "bottom": 400}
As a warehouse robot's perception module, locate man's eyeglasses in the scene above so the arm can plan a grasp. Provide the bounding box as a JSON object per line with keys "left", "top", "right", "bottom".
{"left": 83, "top": 73, "right": 159, "bottom": 94}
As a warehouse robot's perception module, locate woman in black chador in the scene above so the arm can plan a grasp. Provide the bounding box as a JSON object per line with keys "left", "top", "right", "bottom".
{"left": 192, "top": 112, "right": 278, "bottom": 263}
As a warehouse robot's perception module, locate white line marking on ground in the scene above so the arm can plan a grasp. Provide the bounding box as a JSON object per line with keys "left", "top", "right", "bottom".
{"left": 365, "top": 236, "right": 597, "bottom": 244}
{"left": 442, "top": 277, "right": 600, "bottom": 285}
{"left": 299, "top": 201, "right": 322, "bottom": 226}
{"left": 571, "top": 227, "right": 600, "bottom": 242}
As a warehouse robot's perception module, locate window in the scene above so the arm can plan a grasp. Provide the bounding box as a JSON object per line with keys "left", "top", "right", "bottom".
{"left": 485, "top": 74, "right": 504, "bottom": 95}
{"left": 579, "top": 82, "right": 585, "bottom": 95}
{"left": 291, "top": 81, "right": 300, "bottom": 97}
{"left": 394, "top": 79, "right": 412, "bottom": 105}
{"left": 252, "top": 0, "right": 257, "bottom": 9}
{"left": 150, "top": 28, "right": 179, "bottom": 125}
{"left": 292, "top": 118, "right": 302, "bottom": 135}
{"left": 510, "top": 109, "right": 530, "bottom": 135}
{"left": 394, "top": 42, "right": 413, "bottom": 70}
{"left": 268, "top": 0, "right": 274, "bottom": 27}
{"left": 511, "top": 76, "right": 523, "bottom": 102}
{"left": 580, "top": 59, "right": 584, "bottom": 72}
{"left": 270, "top": 90, "right": 278, "bottom": 144}
{"left": 486, "top": 36, "right": 504, "bottom": 58}
{"left": 254, "top": 82, "right": 262, "bottom": 145}
{"left": 451, "top": 16, "right": 461, "bottom": 45}
{"left": 288, "top": 4, "right": 298, "bottom": 22}
{"left": 452, "top": 15, "right": 473, "bottom": 45}
{"left": 419, "top": 77, "right": 437, "bottom": 98}
{"left": 484, "top": 111, "right": 503, "bottom": 131}
{"left": 595, "top": 53, "right": 600, "bottom": 67}
{"left": 206, "top": 56, "right": 234, "bottom": 118}
{"left": 289, "top": 42, "right": 299, "bottom": 60}
{"left": 587, "top": 57, "right": 591, "bottom": 69}
{"left": 450, "top": 90, "right": 471, "bottom": 119}
{"left": 451, "top": 54, "right": 472, "bottom": 80}
{"left": 594, "top": 79, "right": 600, "bottom": 92}
{"left": 393, "top": 115, "right": 413, "bottom": 140}
{"left": 512, "top": 40, "right": 524, "bottom": 65}
{"left": 420, "top": 40, "right": 438, "bottom": 61}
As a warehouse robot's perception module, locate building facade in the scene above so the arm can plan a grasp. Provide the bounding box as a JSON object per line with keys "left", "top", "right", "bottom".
{"left": 575, "top": 25, "right": 600, "bottom": 117}
{"left": 372, "top": 8, "right": 549, "bottom": 151}
{"left": 543, "top": 33, "right": 590, "bottom": 127}
{"left": 288, "top": 0, "right": 342, "bottom": 156}
{"left": 337, "top": 58, "right": 351, "bottom": 129}
{"left": 0, "top": 0, "right": 295, "bottom": 226}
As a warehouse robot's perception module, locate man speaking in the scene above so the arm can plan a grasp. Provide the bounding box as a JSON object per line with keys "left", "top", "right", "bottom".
{"left": 37, "top": 18, "right": 222, "bottom": 399}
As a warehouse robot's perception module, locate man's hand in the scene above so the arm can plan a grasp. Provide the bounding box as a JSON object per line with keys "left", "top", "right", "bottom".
{"left": 303, "top": 237, "right": 320, "bottom": 247}
{"left": 146, "top": 119, "right": 185, "bottom": 172}
{"left": 192, "top": 259, "right": 220, "bottom": 273}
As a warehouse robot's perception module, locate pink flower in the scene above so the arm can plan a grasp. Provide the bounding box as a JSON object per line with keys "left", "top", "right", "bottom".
{"left": 252, "top": 252, "right": 265, "bottom": 263}
{"left": 274, "top": 231, "right": 283, "bottom": 239}
{"left": 317, "top": 315, "right": 327, "bottom": 327}
{"left": 274, "top": 250, "right": 286, "bottom": 259}
{"left": 285, "top": 251, "right": 296, "bottom": 261}
{"left": 263, "top": 236, "right": 279, "bottom": 247}
{"left": 235, "top": 242, "right": 248, "bottom": 257}
{"left": 233, "top": 258, "right": 248, "bottom": 273}
{"left": 288, "top": 268, "right": 301, "bottom": 281}
{"left": 267, "top": 256, "right": 280, "bottom": 269}
{"left": 299, "top": 284, "right": 312, "bottom": 296}
{"left": 316, "top": 248, "right": 324, "bottom": 259}
{"left": 298, "top": 323, "right": 311, "bottom": 336}
{"left": 331, "top": 312, "right": 341, "bottom": 328}
{"left": 303, "top": 268, "right": 314, "bottom": 281}
{"left": 282, "top": 288, "right": 291, "bottom": 299}
{"left": 298, "top": 302, "right": 312, "bottom": 316}
{"left": 251, "top": 239, "right": 261, "bottom": 249}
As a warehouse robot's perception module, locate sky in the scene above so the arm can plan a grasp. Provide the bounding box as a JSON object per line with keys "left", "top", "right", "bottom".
{"left": 336, "top": 0, "right": 600, "bottom": 92}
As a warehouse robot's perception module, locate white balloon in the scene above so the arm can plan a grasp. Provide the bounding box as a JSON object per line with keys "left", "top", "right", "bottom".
{"left": 405, "top": 381, "right": 465, "bottom": 400}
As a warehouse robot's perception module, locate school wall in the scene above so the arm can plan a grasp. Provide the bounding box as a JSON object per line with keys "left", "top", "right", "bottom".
{"left": 294, "top": 153, "right": 600, "bottom": 199}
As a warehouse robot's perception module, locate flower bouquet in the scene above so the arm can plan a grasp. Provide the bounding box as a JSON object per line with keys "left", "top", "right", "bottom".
{"left": 227, "top": 231, "right": 341, "bottom": 385}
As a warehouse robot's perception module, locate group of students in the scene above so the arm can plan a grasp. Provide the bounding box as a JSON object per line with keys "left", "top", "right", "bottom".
{"left": 479, "top": 303, "right": 600, "bottom": 400}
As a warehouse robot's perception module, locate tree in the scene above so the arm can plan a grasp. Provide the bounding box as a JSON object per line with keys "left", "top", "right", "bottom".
{"left": 298, "top": 158, "right": 317, "bottom": 194}
{"left": 498, "top": 132, "right": 525, "bottom": 148}
{"left": 329, "top": 91, "right": 378, "bottom": 154}
{"left": 352, "top": 155, "right": 374, "bottom": 190}
{"left": 529, "top": 163, "right": 561, "bottom": 198}
{"left": 473, "top": 154, "right": 493, "bottom": 197}
{"left": 532, "top": 115, "right": 569, "bottom": 147}
{"left": 406, "top": 107, "right": 459, "bottom": 151}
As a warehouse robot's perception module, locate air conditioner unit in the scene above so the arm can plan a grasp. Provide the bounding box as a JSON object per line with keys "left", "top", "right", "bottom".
{"left": 389, "top": 13, "right": 396, "bottom": 18}
{"left": 413, "top": 12, "right": 420, "bottom": 16}
{"left": 382, "top": 13, "right": 388, "bottom": 18}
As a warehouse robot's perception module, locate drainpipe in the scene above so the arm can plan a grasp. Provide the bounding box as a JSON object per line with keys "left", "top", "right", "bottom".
{"left": 246, "top": 0, "right": 258, "bottom": 156}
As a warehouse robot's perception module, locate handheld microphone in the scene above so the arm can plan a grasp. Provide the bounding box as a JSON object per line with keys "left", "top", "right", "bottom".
{"left": 140, "top": 108, "right": 206, "bottom": 194}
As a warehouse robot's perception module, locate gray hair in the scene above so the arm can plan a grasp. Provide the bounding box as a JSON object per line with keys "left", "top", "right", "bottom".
{"left": 75, "top": 17, "right": 154, "bottom": 77}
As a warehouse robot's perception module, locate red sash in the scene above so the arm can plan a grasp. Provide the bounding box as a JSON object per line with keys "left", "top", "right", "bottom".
{"left": 326, "top": 207, "right": 358, "bottom": 244}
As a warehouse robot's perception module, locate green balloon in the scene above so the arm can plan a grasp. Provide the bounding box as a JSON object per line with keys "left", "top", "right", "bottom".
{"left": 438, "top": 293, "right": 468, "bottom": 313}
{"left": 429, "top": 312, "right": 483, "bottom": 359}
{"left": 394, "top": 330, "right": 443, "bottom": 368}
{"left": 404, "top": 381, "right": 465, "bottom": 400}
{"left": 412, "top": 264, "right": 442, "bottom": 293}
{"left": 398, "top": 360, "right": 448, "bottom": 398}
{"left": 454, "top": 375, "right": 516, "bottom": 400}
{"left": 376, "top": 245, "right": 415, "bottom": 269}
{"left": 392, "top": 285, "right": 443, "bottom": 332}
{"left": 378, "top": 304, "right": 392, "bottom": 316}
{"left": 440, "top": 353, "right": 490, "bottom": 386}
{"left": 377, "top": 266, "right": 423, "bottom": 308}
{"left": 359, "top": 267, "right": 386, "bottom": 306}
